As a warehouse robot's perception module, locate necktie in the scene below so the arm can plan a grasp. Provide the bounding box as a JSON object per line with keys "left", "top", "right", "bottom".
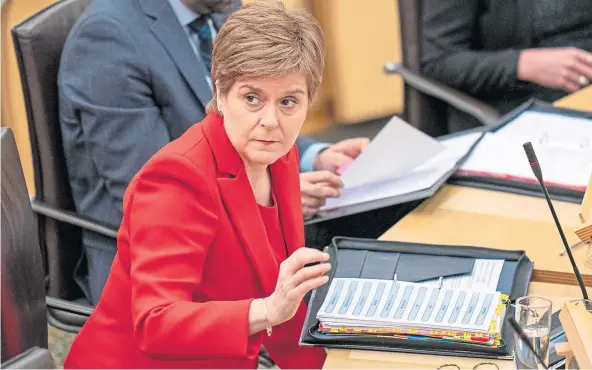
{"left": 188, "top": 16, "right": 213, "bottom": 73}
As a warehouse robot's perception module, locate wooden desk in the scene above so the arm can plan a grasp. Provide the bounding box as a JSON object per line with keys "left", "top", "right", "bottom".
{"left": 380, "top": 185, "right": 591, "bottom": 286}
{"left": 554, "top": 85, "right": 592, "bottom": 112}
{"left": 323, "top": 283, "right": 583, "bottom": 369}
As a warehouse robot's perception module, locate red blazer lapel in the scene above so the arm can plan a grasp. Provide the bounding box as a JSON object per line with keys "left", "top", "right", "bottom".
{"left": 202, "top": 113, "right": 278, "bottom": 296}
{"left": 270, "top": 147, "right": 305, "bottom": 257}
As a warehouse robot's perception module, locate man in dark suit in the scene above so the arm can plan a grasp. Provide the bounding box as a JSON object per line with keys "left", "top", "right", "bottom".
{"left": 422, "top": 0, "right": 592, "bottom": 132}
{"left": 58, "top": 0, "right": 368, "bottom": 304}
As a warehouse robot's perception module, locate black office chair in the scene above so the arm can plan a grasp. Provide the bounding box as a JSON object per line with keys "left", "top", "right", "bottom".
{"left": 386, "top": 0, "right": 501, "bottom": 136}
{"left": 1, "top": 127, "right": 93, "bottom": 369}
{"left": 11, "top": 0, "right": 115, "bottom": 332}
{"left": 1, "top": 127, "right": 52, "bottom": 368}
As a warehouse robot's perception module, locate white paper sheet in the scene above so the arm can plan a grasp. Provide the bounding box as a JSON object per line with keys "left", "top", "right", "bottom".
{"left": 321, "top": 132, "right": 483, "bottom": 211}
{"left": 459, "top": 111, "right": 592, "bottom": 189}
{"left": 339, "top": 116, "right": 446, "bottom": 189}
{"left": 494, "top": 111, "right": 592, "bottom": 150}
{"left": 423, "top": 259, "right": 504, "bottom": 291}
{"left": 460, "top": 133, "right": 592, "bottom": 188}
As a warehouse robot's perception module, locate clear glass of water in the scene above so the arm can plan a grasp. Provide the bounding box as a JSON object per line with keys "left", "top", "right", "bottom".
{"left": 513, "top": 296, "right": 552, "bottom": 370}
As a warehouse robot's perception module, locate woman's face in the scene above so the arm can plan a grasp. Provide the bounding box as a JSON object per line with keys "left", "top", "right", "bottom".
{"left": 217, "top": 73, "right": 309, "bottom": 169}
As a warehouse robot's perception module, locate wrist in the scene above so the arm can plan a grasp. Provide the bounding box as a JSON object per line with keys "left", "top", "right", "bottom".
{"left": 312, "top": 153, "right": 323, "bottom": 172}
{"left": 248, "top": 298, "right": 267, "bottom": 336}
{"left": 517, "top": 49, "right": 534, "bottom": 82}
{"left": 312, "top": 146, "right": 330, "bottom": 171}
{"left": 264, "top": 295, "right": 281, "bottom": 327}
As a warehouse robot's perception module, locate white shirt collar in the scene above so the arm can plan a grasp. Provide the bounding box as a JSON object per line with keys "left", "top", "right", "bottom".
{"left": 167, "top": 0, "right": 200, "bottom": 27}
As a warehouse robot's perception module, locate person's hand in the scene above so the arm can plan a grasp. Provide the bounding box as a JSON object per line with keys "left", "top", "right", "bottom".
{"left": 266, "top": 248, "right": 331, "bottom": 327}
{"left": 517, "top": 47, "right": 592, "bottom": 92}
{"left": 313, "top": 138, "right": 370, "bottom": 174}
{"left": 300, "top": 171, "right": 343, "bottom": 217}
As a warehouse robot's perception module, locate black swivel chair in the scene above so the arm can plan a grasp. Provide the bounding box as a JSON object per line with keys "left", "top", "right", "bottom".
{"left": 1, "top": 127, "right": 92, "bottom": 369}
{"left": 386, "top": 0, "right": 501, "bottom": 136}
{"left": 11, "top": 0, "right": 115, "bottom": 331}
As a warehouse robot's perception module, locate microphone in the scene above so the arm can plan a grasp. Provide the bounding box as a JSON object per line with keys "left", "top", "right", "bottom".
{"left": 523, "top": 142, "right": 588, "bottom": 300}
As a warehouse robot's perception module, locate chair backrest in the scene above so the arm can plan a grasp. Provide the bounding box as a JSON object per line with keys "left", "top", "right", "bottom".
{"left": 397, "top": 0, "right": 448, "bottom": 136}
{"left": 1, "top": 128, "right": 49, "bottom": 364}
{"left": 11, "top": 0, "right": 92, "bottom": 299}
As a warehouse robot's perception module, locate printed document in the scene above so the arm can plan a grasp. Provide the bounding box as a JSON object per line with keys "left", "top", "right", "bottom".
{"left": 339, "top": 116, "right": 446, "bottom": 189}
{"left": 423, "top": 259, "right": 504, "bottom": 291}
{"left": 317, "top": 278, "right": 503, "bottom": 334}
{"left": 321, "top": 125, "right": 483, "bottom": 211}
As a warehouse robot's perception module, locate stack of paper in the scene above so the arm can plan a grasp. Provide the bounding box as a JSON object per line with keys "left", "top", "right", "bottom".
{"left": 317, "top": 278, "right": 507, "bottom": 347}
{"left": 321, "top": 116, "right": 483, "bottom": 211}
{"left": 458, "top": 111, "right": 592, "bottom": 191}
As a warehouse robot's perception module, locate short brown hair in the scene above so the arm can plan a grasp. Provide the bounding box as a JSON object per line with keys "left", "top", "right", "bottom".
{"left": 207, "top": 0, "right": 325, "bottom": 112}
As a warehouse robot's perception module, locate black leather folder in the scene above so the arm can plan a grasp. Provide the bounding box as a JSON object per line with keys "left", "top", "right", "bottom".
{"left": 449, "top": 99, "right": 591, "bottom": 204}
{"left": 299, "top": 237, "right": 533, "bottom": 359}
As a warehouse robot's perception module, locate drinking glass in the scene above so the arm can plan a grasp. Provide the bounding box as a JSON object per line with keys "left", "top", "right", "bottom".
{"left": 513, "top": 296, "right": 552, "bottom": 370}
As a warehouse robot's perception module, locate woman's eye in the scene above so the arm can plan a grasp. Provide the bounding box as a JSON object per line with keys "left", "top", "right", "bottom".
{"left": 245, "top": 95, "right": 261, "bottom": 105}
{"left": 281, "top": 98, "right": 297, "bottom": 108}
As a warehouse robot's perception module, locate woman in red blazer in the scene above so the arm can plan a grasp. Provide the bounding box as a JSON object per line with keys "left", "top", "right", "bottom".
{"left": 64, "top": 1, "right": 330, "bottom": 368}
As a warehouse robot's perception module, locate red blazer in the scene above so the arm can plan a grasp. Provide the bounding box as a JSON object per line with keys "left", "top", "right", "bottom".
{"left": 64, "top": 113, "right": 326, "bottom": 369}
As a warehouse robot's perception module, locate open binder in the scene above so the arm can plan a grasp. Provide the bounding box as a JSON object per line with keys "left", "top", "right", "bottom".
{"left": 449, "top": 99, "right": 592, "bottom": 204}
{"left": 299, "top": 237, "right": 533, "bottom": 359}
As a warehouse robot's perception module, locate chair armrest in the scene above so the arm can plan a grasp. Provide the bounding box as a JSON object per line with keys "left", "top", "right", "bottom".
{"left": 384, "top": 62, "right": 501, "bottom": 126}
{"left": 46, "top": 296, "right": 93, "bottom": 316}
{"left": 1, "top": 347, "right": 55, "bottom": 369}
{"left": 46, "top": 296, "right": 93, "bottom": 333}
{"left": 30, "top": 198, "right": 118, "bottom": 239}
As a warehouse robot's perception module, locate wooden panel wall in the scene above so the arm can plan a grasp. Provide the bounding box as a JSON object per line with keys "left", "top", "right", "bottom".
{"left": 1, "top": 0, "right": 56, "bottom": 194}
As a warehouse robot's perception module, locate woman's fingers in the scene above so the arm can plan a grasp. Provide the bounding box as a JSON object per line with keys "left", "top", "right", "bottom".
{"left": 280, "top": 248, "right": 329, "bottom": 276}
{"left": 291, "top": 275, "right": 330, "bottom": 299}
{"left": 288, "top": 262, "right": 331, "bottom": 289}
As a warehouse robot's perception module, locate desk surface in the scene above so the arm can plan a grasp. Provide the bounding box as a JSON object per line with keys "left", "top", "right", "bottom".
{"left": 323, "top": 283, "right": 583, "bottom": 369}
{"left": 380, "top": 185, "right": 591, "bottom": 286}
{"left": 323, "top": 87, "right": 592, "bottom": 368}
{"left": 554, "top": 85, "right": 592, "bottom": 112}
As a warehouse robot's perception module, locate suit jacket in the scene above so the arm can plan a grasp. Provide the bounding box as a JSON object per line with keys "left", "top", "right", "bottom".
{"left": 64, "top": 112, "right": 326, "bottom": 369}
{"left": 421, "top": 0, "right": 592, "bottom": 129}
{"left": 58, "top": 0, "right": 317, "bottom": 302}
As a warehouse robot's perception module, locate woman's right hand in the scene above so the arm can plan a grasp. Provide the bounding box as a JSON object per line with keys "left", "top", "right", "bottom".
{"left": 518, "top": 47, "right": 592, "bottom": 92}
{"left": 266, "top": 248, "right": 331, "bottom": 327}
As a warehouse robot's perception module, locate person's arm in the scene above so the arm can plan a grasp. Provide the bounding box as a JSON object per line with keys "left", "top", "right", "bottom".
{"left": 296, "top": 137, "right": 329, "bottom": 173}
{"left": 421, "top": 0, "right": 528, "bottom": 97}
{"left": 59, "top": 16, "right": 171, "bottom": 217}
{"left": 126, "top": 154, "right": 263, "bottom": 359}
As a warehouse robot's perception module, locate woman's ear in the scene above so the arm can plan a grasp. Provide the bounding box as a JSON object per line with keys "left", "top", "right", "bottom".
{"left": 215, "top": 82, "right": 225, "bottom": 115}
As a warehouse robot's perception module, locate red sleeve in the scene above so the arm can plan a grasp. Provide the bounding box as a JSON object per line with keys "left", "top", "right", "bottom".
{"left": 262, "top": 303, "right": 326, "bottom": 369}
{"left": 126, "top": 154, "right": 253, "bottom": 360}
